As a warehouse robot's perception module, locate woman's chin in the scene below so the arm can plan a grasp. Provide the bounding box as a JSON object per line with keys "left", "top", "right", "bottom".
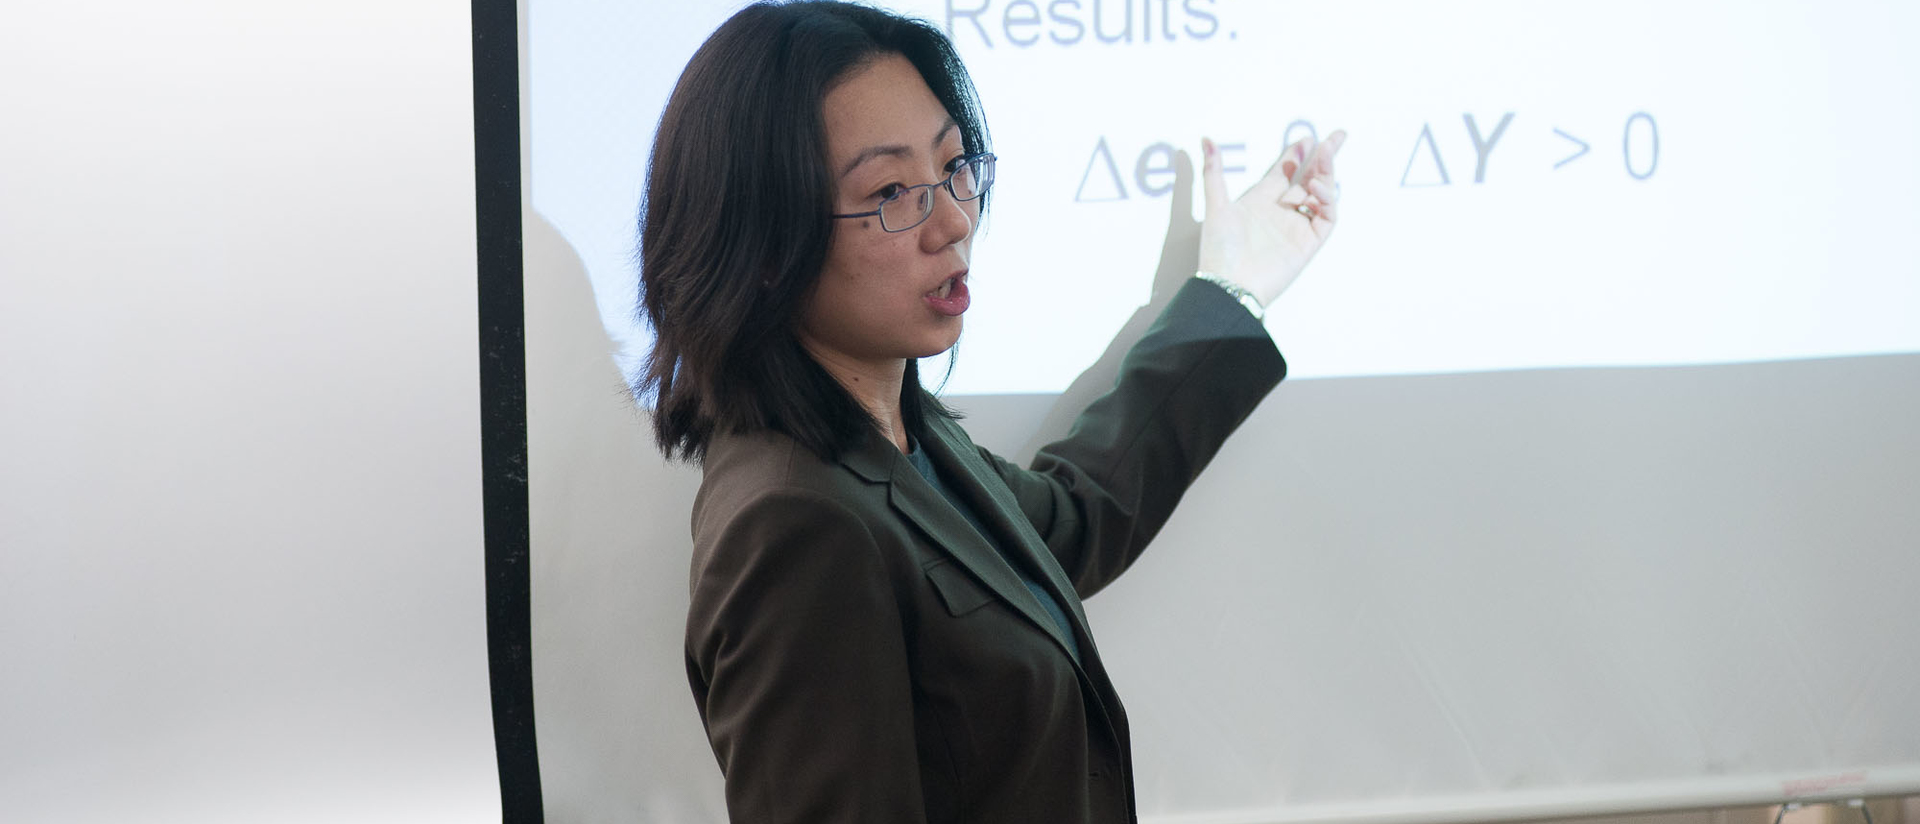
{"left": 913, "top": 323, "right": 963, "bottom": 360}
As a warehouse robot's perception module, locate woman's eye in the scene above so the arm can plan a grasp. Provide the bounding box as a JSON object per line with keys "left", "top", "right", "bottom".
{"left": 874, "top": 183, "right": 907, "bottom": 202}
{"left": 943, "top": 155, "right": 968, "bottom": 174}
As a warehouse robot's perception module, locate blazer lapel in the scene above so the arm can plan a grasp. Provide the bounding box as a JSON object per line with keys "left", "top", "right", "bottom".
{"left": 839, "top": 430, "right": 1081, "bottom": 660}
{"left": 912, "top": 421, "right": 1139, "bottom": 742}
{"left": 914, "top": 419, "right": 1095, "bottom": 647}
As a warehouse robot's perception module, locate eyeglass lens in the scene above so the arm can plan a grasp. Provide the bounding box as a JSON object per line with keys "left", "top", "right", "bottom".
{"left": 882, "top": 155, "right": 994, "bottom": 231}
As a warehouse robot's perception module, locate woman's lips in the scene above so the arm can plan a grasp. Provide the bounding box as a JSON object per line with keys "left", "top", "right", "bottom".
{"left": 926, "top": 274, "right": 969, "bottom": 316}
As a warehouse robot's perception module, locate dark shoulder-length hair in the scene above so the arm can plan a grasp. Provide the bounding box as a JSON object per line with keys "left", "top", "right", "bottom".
{"left": 636, "top": 0, "right": 989, "bottom": 464}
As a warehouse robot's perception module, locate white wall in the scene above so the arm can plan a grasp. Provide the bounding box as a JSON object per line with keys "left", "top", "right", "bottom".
{"left": 0, "top": 2, "right": 499, "bottom": 821}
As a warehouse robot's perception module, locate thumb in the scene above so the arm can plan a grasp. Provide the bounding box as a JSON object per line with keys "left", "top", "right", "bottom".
{"left": 1201, "top": 137, "right": 1230, "bottom": 218}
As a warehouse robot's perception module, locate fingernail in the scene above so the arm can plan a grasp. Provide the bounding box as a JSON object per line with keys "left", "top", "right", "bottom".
{"left": 1203, "top": 137, "right": 1215, "bottom": 158}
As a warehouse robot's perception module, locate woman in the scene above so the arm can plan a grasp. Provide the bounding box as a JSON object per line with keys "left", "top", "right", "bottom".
{"left": 637, "top": 2, "right": 1344, "bottom": 822}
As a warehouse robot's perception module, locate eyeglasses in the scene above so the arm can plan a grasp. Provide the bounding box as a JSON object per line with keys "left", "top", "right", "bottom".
{"left": 832, "top": 152, "right": 996, "bottom": 233}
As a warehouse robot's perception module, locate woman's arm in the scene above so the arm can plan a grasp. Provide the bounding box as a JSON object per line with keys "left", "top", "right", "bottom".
{"left": 981, "top": 278, "right": 1285, "bottom": 598}
{"left": 978, "top": 133, "right": 1346, "bottom": 597}
{"left": 685, "top": 488, "right": 929, "bottom": 824}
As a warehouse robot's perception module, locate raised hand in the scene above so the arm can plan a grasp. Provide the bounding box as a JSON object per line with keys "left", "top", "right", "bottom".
{"left": 1198, "top": 129, "right": 1346, "bottom": 307}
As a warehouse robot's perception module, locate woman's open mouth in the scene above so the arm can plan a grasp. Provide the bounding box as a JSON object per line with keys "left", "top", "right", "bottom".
{"left": 926, "top": 273, "right": 970, "bottom": 316}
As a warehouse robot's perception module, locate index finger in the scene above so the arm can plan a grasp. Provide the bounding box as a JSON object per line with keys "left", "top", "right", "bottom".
{"left": 1304, "top": 129, "right": 1347, "bottom": 182}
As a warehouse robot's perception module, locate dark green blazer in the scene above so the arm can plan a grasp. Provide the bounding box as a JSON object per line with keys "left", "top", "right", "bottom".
{"left": 685, "top": 280, "right": 1285, "bottom": 824}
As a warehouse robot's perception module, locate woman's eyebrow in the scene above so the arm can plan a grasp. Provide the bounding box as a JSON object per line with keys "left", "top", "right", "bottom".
{"left": 930, "top": 119, "right": 958, "bottom": 152}
{"left": 837, "top": 118, "right": 961, "bottom": 179}
{"left": 837, "top": 144, "right": 910, "bottom": 179}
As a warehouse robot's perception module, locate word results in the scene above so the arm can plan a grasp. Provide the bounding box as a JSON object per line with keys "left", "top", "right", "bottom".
{"left": 946, "top": 0, "right": 1223, "bottom": 49}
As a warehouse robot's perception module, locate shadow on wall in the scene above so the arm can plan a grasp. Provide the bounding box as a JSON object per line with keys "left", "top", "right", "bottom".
{"left": 1012, "top": 148, "right": 1202, "bottom": 463}
{"left": 522, "top": 208, "right": 721, "bottom": 823}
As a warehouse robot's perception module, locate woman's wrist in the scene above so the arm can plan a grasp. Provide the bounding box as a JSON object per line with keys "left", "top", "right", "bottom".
{"left": 1193, "top": 271, "right": 1266, "bottom": 321}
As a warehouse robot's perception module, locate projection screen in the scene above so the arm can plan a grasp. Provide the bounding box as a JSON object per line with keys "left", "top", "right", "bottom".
{"left": 521, "top": 1, "right": 1920, "bottom": 822}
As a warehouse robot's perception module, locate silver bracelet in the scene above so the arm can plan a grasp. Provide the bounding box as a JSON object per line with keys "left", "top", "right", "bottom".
{"left": 1193, "top": 271, "right": 1265, "bottom": 321}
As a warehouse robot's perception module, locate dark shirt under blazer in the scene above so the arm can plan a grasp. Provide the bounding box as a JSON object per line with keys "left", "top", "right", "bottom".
{"left": 685, "top": 280, "right": 1286, "bottom": 824}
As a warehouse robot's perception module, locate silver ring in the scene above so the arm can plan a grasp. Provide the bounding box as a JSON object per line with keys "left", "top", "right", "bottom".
{"left": 1294, "top": 203, "right": 1318, "bottom": 220}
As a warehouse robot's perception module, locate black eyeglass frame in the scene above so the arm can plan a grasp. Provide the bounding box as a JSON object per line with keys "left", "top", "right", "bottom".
{"left": 831, "top": 152, "right": 997, "bottom": 233}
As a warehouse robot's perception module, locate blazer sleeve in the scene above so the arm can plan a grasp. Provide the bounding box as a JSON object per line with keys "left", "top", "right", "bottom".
{"left": 982, "top": 278, "right": 1286, "bottom": 598}
{"left": 685, "top": 487, "right": 929, "bottom": 824}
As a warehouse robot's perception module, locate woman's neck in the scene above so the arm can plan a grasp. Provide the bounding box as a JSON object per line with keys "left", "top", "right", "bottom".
{"left": 803, "top": 346, "right": 910, "bottom": 454}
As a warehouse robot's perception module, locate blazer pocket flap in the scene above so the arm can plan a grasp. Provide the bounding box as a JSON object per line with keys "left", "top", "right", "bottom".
{"left": 924, "top": 560, "right": 995, "bottom": 617}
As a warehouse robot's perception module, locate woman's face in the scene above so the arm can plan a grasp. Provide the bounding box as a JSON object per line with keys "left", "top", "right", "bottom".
{"left": 799, "top": 53, "right": 977, "bottom": 378}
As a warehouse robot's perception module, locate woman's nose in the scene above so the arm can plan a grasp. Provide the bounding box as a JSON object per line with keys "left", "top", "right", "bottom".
{"left": 919, "top": 181, "right": 975, "bottom": 251}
